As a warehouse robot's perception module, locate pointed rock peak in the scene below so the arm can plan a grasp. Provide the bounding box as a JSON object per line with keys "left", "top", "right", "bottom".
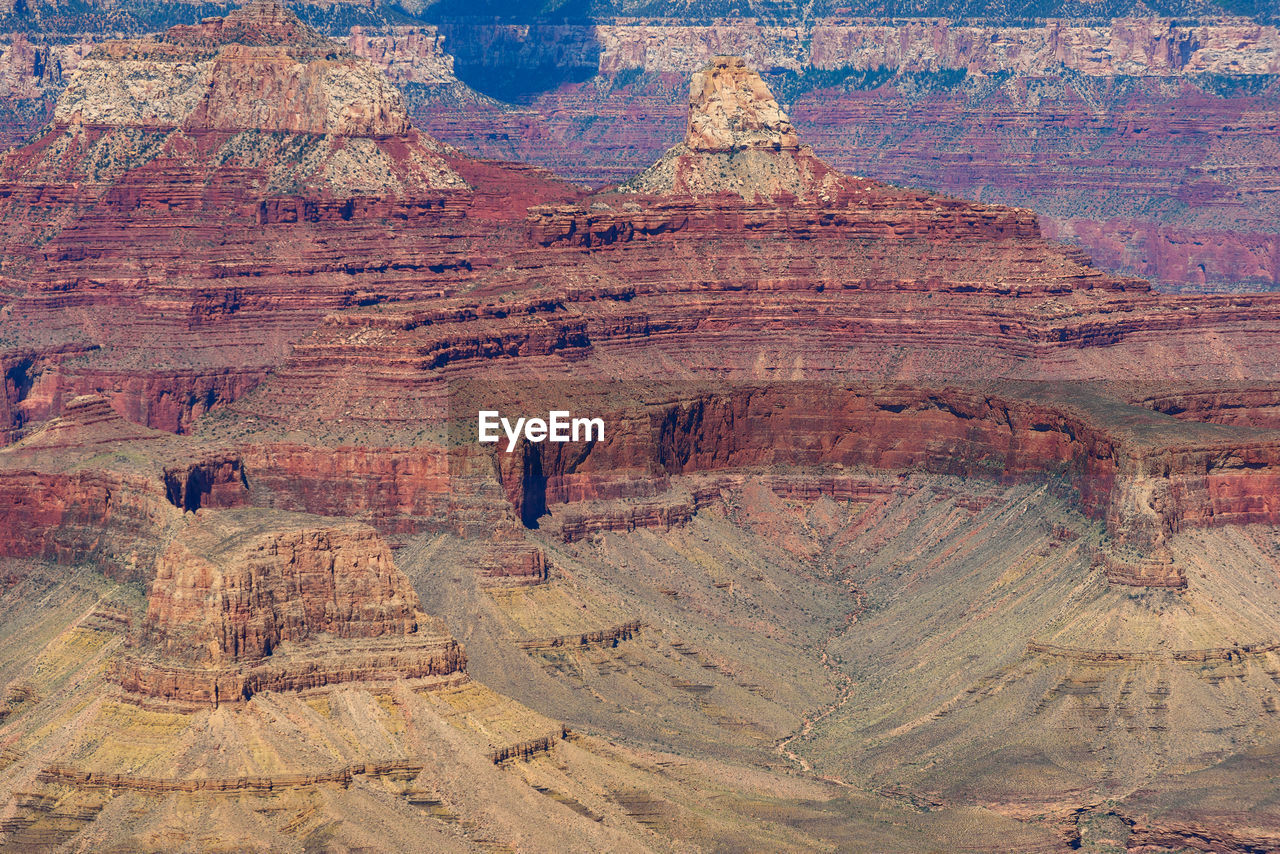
{"left": 686, "top": 56, "right": 799, "bottom": 153}
{"left": 620, "top": 56, "right": 852, "bottom": 201}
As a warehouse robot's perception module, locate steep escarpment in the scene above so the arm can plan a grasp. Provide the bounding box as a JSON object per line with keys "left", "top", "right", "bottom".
{"left": 481, "top": 385, "right": 1280, "bottom": 558}
{"left": 0, "top": 1, "right": 580, "bottom": 444}
{"left": 196, "top": 59, "right": 1280, "bottom": 586}
{"left": 0, "top": 396, "right": 189, "bottom": 580}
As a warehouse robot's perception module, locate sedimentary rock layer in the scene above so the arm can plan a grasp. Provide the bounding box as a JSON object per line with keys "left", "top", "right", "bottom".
{"left": 0, "top": 4, "right": 581, "bottom": 443}
{"left": 142, "top": 513, "right": 423, "bottom": 663}
{"left": 208, "top": 58, "right": 1280, "bottom": 573}
{"left": 410, "top": 18, "right": 1280, "bottom": 291}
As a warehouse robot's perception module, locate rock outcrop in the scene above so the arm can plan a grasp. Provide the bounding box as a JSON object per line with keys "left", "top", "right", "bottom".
{"left": 0, "top": 396, "right": 184, "bottom": 580}
{"left": 124, "top": 508, "right": 466, "bottom": 705}
{"left": 684, "top": 56, "right": 797, "bottom": 153}
{"left": 0, "top": 1, "right": 580, "bottom": 445}
{"left": 622, "top": 56, "right": 843, "bottom": 200}
{"left": 142, "top": 513, "right": 422, "bottom": 663}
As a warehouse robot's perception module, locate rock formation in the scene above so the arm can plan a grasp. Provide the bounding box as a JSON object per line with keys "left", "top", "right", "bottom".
{"left": 142, "top": 513, "right": 422, "bottom": 663}
{"left": 407, "top": 17, "right": 1280, "bottom": 292}
{"left": 0, "top": 1, "right": 578, "bottom": 444}
{"left": 684, "top": 56, "right": 797, "bottom": 153}
{"left": 217, "top": 58, "right": 1280, "bottom": 574}
{"left": 622, "top": 55, "right": 843, "bottom": 200}
{"left": 3, "top": 13, "right": 1280, "bottom": 851}
{"left": 122, "top": 508, "right": 466, "bottom": 705}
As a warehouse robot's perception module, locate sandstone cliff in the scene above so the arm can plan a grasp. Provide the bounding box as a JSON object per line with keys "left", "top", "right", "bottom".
{"left": 123, "top": 508, "right": 466, "bottom": 705}
{"left": 142, "top": 512, "right": 423, "bottom": 664}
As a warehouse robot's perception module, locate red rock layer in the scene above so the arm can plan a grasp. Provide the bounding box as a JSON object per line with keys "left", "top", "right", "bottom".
{"left": 116, "top": 638, "right": 467, "bottom": 707}
{"left": 1135, "top": 387, "right": 1280, "bottom": 430}
{"left": 0, "top": 469, "right": 174, "bottom": 581}
{"left": 0, "top": 395, "right": 179, "bottom": 579}
{"left": 160, "top": 458, "right": 247, "bottom": 512}
{"left": 0, "top": 6, "right": 583, "bottom": 445}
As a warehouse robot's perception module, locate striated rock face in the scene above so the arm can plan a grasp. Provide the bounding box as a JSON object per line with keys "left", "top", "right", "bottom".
{"left": 485, "top": 386, "right": 1280, "bottom": 552}
{"left": 142, "top": 512, "right": 423, "bottom": 664}
{"left": 49, "top": 1, "right": 443, "bottom": 161}
{"left": 345, "top": 25, "right": 461, "bottom": 88}
{"left": 588, "top": 19, "right": 1280, "bottom": 79}
{"left": 0, "top": 33, "right": 89, "bottom": 149}
{"left": 402, "top": 18, "right": 1280, "bottom": 292}
{"left": 0, "top": 469, "right": 174, "bottom": 582}
{"left": 211, "top": 55, "right": 1280, "bottom": 582}
{"left": 0, "top": 396, "right": 183, "bottom": 580}
{"left": 0, "top": 2, "right": 584, "bottom": 446}
{"left": 804, "top": 19, "right": 1280, "bottom": 77}
{"left": 126, "top": 508, "right": 466, "bottom": 705}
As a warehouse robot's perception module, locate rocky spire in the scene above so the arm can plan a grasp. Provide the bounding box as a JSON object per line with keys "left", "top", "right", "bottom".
{"left": 620, "top": 55, "right": 847, "bottom": 201}
{"left": 685, "top": 56, "right": 799, "bottom": 153}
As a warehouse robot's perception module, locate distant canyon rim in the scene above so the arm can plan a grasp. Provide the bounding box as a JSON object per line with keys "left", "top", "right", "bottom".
{"left": 2, "top": 7, "right": 1279, "bottom": 292}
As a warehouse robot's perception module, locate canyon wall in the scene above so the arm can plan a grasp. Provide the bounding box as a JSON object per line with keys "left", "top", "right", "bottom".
{"left": 5, "top": 16, "right": 1277, "bottom": 291}
{"left": 488, "top": 385, "right": 1280, "bottom": 550}
{"left": 0, "top": 469, "right": 175, "bottom": 580}
{"left": 410, "top": 18, "right": 1280, "bottom": 292}
{"left": 590, "top": 19, "right": 1280, "bottom": 76}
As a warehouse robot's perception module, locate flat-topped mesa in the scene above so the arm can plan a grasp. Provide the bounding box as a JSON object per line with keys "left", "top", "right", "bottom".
{"left": 122, "top": 509, "right": 467, "bottom": 705}
{"left": 621, "top": 55, "right": 849, "bottom": 201}
{"left": 55, "top": 1, "right": 412, "bottom": 137}
{"left": 142, "top": 512, "right": 423, "bottom": 664}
